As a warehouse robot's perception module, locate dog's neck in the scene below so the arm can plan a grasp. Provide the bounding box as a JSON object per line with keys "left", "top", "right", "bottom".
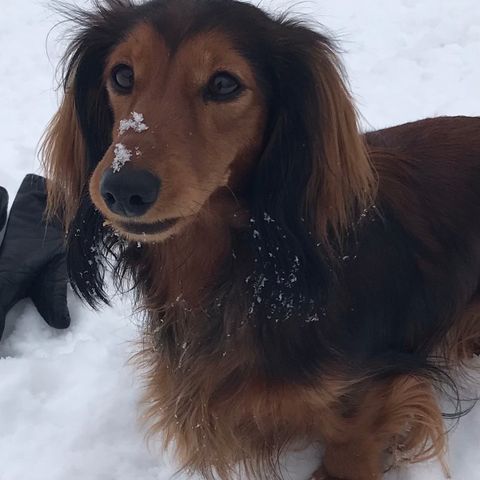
{"left": 133, "top": 190, "right": 260, "bottom": 378}
{"left": 139, "top": 191, "right": 248, "bottom": 310}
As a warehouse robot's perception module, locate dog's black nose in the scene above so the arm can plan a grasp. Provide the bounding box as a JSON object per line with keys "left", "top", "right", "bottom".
{"left": 100, "top": 168, "right": 160, "bottom": 217}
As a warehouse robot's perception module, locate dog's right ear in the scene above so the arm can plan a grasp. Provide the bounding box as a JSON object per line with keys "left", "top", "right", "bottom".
{"left": 40, "top": 3, "right": 135, "bottom": 307}
{"left": 41, "top": 85, "right": 88, "bottom": 228}
{"left": 41, "top": 8, "right": 118, "bottom": 227}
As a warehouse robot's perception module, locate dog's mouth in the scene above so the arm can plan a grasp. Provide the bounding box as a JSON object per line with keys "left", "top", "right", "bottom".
{"left": 118, "top": 217, "right": 179, "bottom": 236}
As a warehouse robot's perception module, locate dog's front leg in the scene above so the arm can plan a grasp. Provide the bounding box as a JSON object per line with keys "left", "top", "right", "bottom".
{"left": 310, "top": 374, "right": 445, "bottom": 480}
{"left": 311, "top": 436, "right": 382, "bottom": 480}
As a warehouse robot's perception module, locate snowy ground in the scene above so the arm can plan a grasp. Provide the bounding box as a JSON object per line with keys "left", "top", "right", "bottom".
{"left": 1, "top": 1, "right": 480, "bottom": 479}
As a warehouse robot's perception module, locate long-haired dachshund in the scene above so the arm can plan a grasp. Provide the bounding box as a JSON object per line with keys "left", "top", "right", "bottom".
{"left": 42, "top": 0, "right": 480, "bottom": 479}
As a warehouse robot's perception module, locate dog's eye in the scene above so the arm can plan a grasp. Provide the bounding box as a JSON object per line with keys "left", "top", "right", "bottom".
{"left": 111, "top": 64, "right": 134, "bottom": 94}
{"left": 205, "top": 72, "right": 242, "bottom": 101}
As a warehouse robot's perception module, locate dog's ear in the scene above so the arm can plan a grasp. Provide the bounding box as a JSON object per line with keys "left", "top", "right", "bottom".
{"left": 252, "top": 22, "right": 376, "bottom": 253}
{"left": 40, "top": 6, "right": 131, "bottom": 307}
{"left": 304, "top": 38, "right": 376, "bottom": 245}
{"left": 247, "top": 22, "right": 377, "bottom": 332}
{"left": 41, "top": 89, "right": 87, "bottom": 226}
{"left": 41, "top": 9, "right": 117, "bottom": 226}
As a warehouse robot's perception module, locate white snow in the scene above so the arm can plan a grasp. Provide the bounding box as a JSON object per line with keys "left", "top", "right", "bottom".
{"left": 112, "top": 143, "right": 133, "bottom": 172}
{"left": 1, "top": 1, "right": 480, "bottom": 479}
{"left": 119, "top": 111, "right": 149, "bottom": 135}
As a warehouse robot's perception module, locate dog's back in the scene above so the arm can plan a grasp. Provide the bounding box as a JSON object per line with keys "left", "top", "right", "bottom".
{"left": 359, "top": 116, "right": 480, "bottom": 359}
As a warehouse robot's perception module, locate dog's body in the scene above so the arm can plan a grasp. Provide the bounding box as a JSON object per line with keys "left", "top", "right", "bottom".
{"left": 42, "top": 1, "right": 480, "bottom": 479}
{"left": 136, "top": 117, "right": 480, "bottom": 480}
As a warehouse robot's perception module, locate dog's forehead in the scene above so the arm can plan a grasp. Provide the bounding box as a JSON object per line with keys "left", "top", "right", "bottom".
{"left": 109, "top": 24, "right": 168, "bottom": 66}
{"left": 107, "top": 23, "right": 258, "bottom": 86}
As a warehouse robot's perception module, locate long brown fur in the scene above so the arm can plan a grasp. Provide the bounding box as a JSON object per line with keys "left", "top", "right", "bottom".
{"left": 40, "top": 89, "right": 87, "bottom": 226}
{"left": 305, "top": 46, "right": 376, "bottom": 247}
{"left": 41, "top": 1, "right": 480, "bottom": 479}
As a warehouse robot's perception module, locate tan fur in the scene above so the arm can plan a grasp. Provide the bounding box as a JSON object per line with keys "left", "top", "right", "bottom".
{"left": 125, "top": 206, "right": 447, "bottom": 480}
{"left": 40, "top": 89, "right": 87, "bottom": 226}
{"left": 443, "top": 297, "right": 480, "bottom": 363}
{"left": 139, "top": 309, "right": 447, "bottom": 480}
{"left": 314, "top": 376, "right": 446, "bottom": 480}
{"left": 305, "top": 45, "right": 377, "bottom": 249}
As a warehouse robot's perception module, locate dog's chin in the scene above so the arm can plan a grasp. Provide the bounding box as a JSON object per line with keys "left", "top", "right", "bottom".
{"left": 107, "top": 216, "right": 188, "bottom": 243}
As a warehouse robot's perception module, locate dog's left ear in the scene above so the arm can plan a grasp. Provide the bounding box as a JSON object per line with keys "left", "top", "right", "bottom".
{"left": 251, "top": 23, "right": 376, "bottom": 255}
{"left": 246, "top": 22, "right": 378, "bottom": 330}
{"left": 304, "top": 37, "right": 376, "bottom": 244}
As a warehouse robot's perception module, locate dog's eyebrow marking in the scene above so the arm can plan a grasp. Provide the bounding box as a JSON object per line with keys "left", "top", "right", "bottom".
{"left": 119, "top": 111, "right": 149, "bottom": 135}
{"left": 112, "top": 143, "right": 133, "bottom": 172}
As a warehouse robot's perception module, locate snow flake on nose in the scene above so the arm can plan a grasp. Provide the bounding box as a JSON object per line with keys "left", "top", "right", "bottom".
{"left": 112, "top": 143, "right": 132, "bottom": 172}
{"left": 113, "top": 112, "right": 148, "bottom": 171}
{"left": 119, "top": 111, "right": 149, "bottom": 135}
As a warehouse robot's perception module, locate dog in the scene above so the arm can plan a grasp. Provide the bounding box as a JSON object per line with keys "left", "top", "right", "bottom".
{"left": 41, "top": 0, "right": 480, "bottom": 478}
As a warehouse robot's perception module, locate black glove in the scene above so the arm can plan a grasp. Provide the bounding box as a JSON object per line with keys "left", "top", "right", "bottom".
{"left": 0, "top": 174, "right": 70, "bottom": 339}
{"left": 0, "top": 186, "right": 7, "bottom": 238}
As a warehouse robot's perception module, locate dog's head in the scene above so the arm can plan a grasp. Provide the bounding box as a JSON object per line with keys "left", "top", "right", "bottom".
{"left": 42, "top": 0, "right": 374, "bottom": 305}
